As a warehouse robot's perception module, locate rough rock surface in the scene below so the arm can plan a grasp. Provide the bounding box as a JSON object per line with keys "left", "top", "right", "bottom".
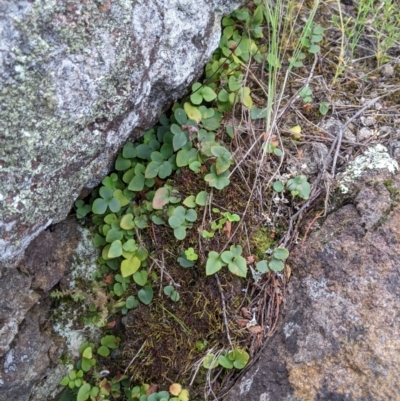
{"left": 226, "top": 170, "right": 400, "bottom": 401}
{"left": 0, "top": 0, "right": 243, "bottom": 267}
{"left": 0, "top": 220, "right": 96, "bottom": 401}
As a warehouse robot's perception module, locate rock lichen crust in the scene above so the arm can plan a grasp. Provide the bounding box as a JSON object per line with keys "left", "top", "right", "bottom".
{"left": 0, "top": 0, "right": 243, "bottom": 267}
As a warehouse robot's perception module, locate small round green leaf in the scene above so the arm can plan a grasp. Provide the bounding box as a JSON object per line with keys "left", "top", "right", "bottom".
{"left": 108, "top": 240, "right": 123, "bottom": 258}
{"left": 168, "top": 215, "right": 182, "bottom": 229}
{"left": 101, "top": 335, "right": 119, "bottom": 349}
{"left": 133, "top": 270, "right": 148, "bottom": 286}
{"left": 77, "top": 383, "right": 91, "bottom": 401}
{"left": 203, "top": 354, "right": 219, "bottom": 369}
{"left": 138, "top": 286, "right": 154, "bottom": 305}
{"left": 121, "top": 256, "right": 140, "bottom": 277}
{"left": 256, "top": 260, "right": 269, "bottom": 273}
{"left": 164, "top": 285, "right": 174, "bottom": 296}
{"left": 174, "top": 108, "right": 188, "bottom": 125}
{"left": 92, "top": 198, "right": 108, "bottom": 215}
{"left": 97, "top": 346, "right": 110, "bottom": 357}
{"left": 174, "top": 226, "right": 187, "bottom": 240}
{"left": 126, "top": 295, "right": 138, "bottom": 309}
{"left": 183, "top": 195, "right": 196, "bottom": 208}
{"left": 273, "top": 247, "right": 289, "bottom": 260}
{"left": 273, "top": 181, "right": 284, "bottom": 192}
{"left": 269, "top": 258, "right": 285, "bottom": 272}
{"left": 206, "top": 251, "right": 223, "bottom": 275}
{"left": 218, "top": 355, "right": 234, "bottom": 369}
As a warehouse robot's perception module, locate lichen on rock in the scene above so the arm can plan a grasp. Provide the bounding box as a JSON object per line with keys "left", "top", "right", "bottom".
{"left": 339, "top": 144, "right": 398, "bottom": 193}
{"left": 0, "top": 0, "right": 244, "bottom": 267}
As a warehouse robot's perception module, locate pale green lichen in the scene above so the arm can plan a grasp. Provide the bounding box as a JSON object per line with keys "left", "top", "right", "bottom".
{"left": 51, "top": 227, "right": 101, "bottom": 357}
{"left": 339, "top": 145, "right": 399, "bottom": 193}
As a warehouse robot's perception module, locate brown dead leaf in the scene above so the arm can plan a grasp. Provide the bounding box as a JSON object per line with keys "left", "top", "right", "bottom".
{"left": 104, "top": 274, "right": 113, "bottom": 285}
{"left": 154, "top": 177, "right": 165, "bottom": 187}
{"left": 237, "top": 319, "right": 250, "bottom": 327}
{"left": 223, "top": 220, "right": 232, "bottom": 238}
{"left": 106, "top": 321, "right": 116, "bottom": 328}
{"left": 271, "top": 135, "right": 279, "bottom": 147}
{"left": 241, "top": 307, "right": 252, "bottom": 319}
{"left": 147, "top": 383, "right": 158, "bottom": 395}
{"left": 100, "top": 378, "right": 112, "bottom": 392}
{"left": 248, "top": 325, "right": 262, "bottom": 334}
{"left": 286, "top": 264, "right": 291, "bottom": 279}
{"left": 246, "top": 255, "right": 256, "bottom": 264}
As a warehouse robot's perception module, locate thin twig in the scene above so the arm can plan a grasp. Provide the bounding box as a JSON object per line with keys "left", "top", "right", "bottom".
{"left": 125, "top": 341, "right": 146, "bottom": 374}
{"left": 215, "top": 274, "right": 233, "bottom": 347}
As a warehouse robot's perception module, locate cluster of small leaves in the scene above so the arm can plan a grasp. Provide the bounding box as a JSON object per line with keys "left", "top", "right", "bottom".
{"left": 206, "top": 245, "right": 247, "bottom": 278}
{"left": 273, "top": 175, "right": 311, "bottom": 200}
{"left": 177, "top": 247, "right": 199, "bottom": 268}
{"left": 289, "top": 23, "right": 324, "bottom": 70}
{"left": 202, "top": 208, "right": 240, "bottom": 239}
{"left": 60, "top": 336, "right": 120, "bottom": 401}
{"left": 204, "top": 5, "right": 266, "bottom": 115}
{"left": 130, "top": 383, "right": 189, "bottom": 401}
{"left": 261, "top": 141, "right": 283, "bottom": 157}
{"left": 202, "top": 349, "right": 249, "bottom": 370}
{"left": 167, "top": 205, "right": 197, "bottom": 240}
{"left": 256, "top": 247, "right": 289, "bottom": 274}
{"left": 75, "top": 103, "right": 235, "bottom": 309}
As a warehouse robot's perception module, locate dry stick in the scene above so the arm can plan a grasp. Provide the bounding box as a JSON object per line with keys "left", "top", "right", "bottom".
{"left": 125, "top": 341, "right": 147, "bottom": 374}
{"left": 215, "top": 274, "right": 233, "bottom": 347}
{"left": 301, "top": 210, "right": 325, "bottom": 246}
{"left": 282, "top": 90, "right": 399, "bottom": 247}
{"left": 331, "top": 96, "right": 383, "bottom": 177}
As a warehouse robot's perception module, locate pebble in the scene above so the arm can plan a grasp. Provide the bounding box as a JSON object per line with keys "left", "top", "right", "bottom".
{"left": 344, "top": 130, "right": 357, "bottom": 142}
{"left": 358, "top": 127, "right": 373, "bottom": 141}
{"left": 361, "top": 116, "right": 376, "bottom": 126}
{"left": 381, "top": 64, "right": 394, "bottom": 77}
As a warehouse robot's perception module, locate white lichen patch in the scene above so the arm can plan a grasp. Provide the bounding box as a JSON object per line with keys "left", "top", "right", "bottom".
{"left": 69, "top": 226, "right": 99, "bottom": 287}
{"left": 52, "top": 226, "right": 101, "bottom": 357}
{"left": 284, "top": 321, "right": 301, "bottom": 339}
{"left": 52, "top": 303, "right": 100, "bottom": 359}
{"left": 339, "top": 144, "right": 399, "bottom": 193}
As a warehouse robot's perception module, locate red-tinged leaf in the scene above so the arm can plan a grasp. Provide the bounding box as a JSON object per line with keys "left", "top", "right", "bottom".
{"left": 104, "top": 275, "right": 113, "bottom": 285}
{"left": 237, "top": 319, "right": 250, "bottom": 327}
{"left": 99, "top": 378, "right": 112, "bottom": 392}
{"left": 153, "top": 187, "right": 169, "bottom": 210}
{"left": 106, "top": 321, "right": 116, "bottom": 328}
{"left": 147, "top": 383, "right": 158, "bottom": 395}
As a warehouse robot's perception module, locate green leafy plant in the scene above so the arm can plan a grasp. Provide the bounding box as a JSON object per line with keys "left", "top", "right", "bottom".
{"left": 60, "top": 336, "right": 120, "bottom": 400}
{"left": 190, "top": 82, "right": 217, "bottom": 104}
{"left": 201, "top": 208, "right": 240, "bottom": 239}
{"left": 204, "top": 164, "right": 230, "bottom": 190}
{"left": 75, "top": 200, "right": 91, "bottom": 219}
{"left": 206, "top": 245, "right": 247, "bottom": 278}
{"left": 256, "top": 247, "right": 289, "bottom": 273}
{"left": 164, "top": 285, "right": 180, "bottom": 302}
{"left": 299, "top": 86, "right": 313, "bottom": 104}
{"left": 130, "top": 383, "right": 190, "bottom": 401}
{"left": 202, "top": 349, "right": 249, "bottom": 370}
{"left": 168, "top": 205, "right": 198, "bottom": 240}
{"left": 287, "top": 175, "right": 311, "bottom": 200}
{"left": 273, "top": 175, "right": 311, "bottom": 200}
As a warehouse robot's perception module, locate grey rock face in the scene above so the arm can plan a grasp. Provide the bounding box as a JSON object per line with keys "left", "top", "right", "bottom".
{"left": 226, "top": 170, "right": 400, "bottom": 401}
{"left": 0, "top": 0, "right": 243, "bottom": 267}
{"left": 0, "top": 219, "right": 99, "bottom": 401}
